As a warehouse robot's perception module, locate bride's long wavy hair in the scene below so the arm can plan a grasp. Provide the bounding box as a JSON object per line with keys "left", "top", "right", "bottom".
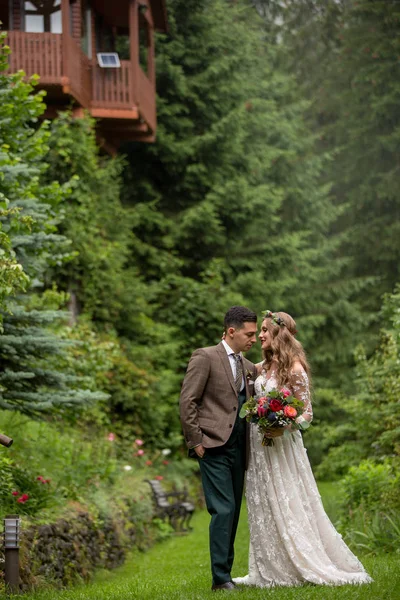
{"left": 262, "top": 312, "right": 311, "bottom": 388}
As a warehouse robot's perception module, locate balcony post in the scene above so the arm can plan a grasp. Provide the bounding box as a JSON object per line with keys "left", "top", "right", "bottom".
{"left": 61, "top": 0, "right": 70, "bottom": 84}
{"left": 129, "top": 0, "right": 139, "bottom": 107}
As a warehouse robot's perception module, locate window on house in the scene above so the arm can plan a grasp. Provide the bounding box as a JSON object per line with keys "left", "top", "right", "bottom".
{"left": 24, "top": 0, "right": 62, "bottom": 34}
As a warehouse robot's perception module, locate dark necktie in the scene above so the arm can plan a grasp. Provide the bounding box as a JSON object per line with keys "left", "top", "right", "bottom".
{"left": 233, "top": 354, "right": 243, "bottom": 393}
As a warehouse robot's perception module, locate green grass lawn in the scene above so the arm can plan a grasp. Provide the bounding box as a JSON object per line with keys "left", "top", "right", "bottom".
{"left": 14, "top": 484, "right": 400, "bottom": 600}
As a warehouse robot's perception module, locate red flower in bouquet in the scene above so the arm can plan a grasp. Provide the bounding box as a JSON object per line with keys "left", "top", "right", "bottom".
{"left": 269, "top": 399, "right": 284, "bottom": 412}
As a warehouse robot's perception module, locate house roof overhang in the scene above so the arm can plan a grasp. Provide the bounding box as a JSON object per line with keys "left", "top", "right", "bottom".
{"left": 91, "top": 0, "right": 168, "bottom": 32}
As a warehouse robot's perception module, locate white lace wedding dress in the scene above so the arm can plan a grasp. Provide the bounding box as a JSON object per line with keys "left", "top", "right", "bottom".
{"left": 234, "top": 367, "right": 372, "bottom": 588}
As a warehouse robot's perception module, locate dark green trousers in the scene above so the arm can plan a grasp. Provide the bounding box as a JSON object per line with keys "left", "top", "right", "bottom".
{"left": 198, "top": 393, "right": 246, "bottom": 585}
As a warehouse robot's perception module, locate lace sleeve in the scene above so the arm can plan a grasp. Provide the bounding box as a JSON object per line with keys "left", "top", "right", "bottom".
{"left": 289, "top": 366, "right": 313, "bottom": 424}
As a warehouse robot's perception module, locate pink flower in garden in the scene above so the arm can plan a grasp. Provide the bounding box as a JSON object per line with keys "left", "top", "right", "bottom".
{"left": 12, "top": 491, "right": 19, "bottom": 497}
{"left": 17, "top": 494, "right": 29, "bottom": 503}
{"left": 37, "top": 475, "right": 49, "bottom": 483}
{"left": 137, "top": 449, "right": 144, "bottom": 456}
{"left": 155, "top": 475, "right": 163, "bottom": 481}
{"left": 162, "top": 460, "right": 169, "bottom": 465}
{"left": 107, "top": 433, "right": 116, "bottom": 442}
{"left": 135, "top": 439, "right": 144, "bottom": 446}
{"left": 145, "top": 460, "right": 153, "bottom": 466}
{"left": 280, "top": 388, "right": 291, "bottom": 398}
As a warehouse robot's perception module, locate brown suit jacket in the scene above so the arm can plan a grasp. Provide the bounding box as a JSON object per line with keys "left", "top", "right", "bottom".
{"left": 179, "top": 342, "right": 257, "bottom": 461}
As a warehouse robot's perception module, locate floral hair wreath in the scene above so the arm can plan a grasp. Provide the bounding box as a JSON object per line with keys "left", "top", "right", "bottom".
{"left": 262, "top": 310, "right": 297, "bottom": 335}
{"left": 262, "top": 310, "right": 285, "bottom": 327}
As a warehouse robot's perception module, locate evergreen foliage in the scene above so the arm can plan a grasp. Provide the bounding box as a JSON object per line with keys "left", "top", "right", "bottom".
{"left": 122, "top": 0, "right": 351, "bottom": 388}
{"left": 250, "top": 0, "right": 400, "bottom": 469}
{"left": 320, "top": 0, "right": 400, "bottom": 312}
{"left": 255, "top": 0, "right": 400, "bottom": 357}
{"left": 42, "top": 113, "right": 183, "bottom": 445}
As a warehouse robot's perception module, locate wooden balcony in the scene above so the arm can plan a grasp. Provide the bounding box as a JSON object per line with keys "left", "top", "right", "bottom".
{"left": 5, "top": 31, "right": 156, "bottom": 139}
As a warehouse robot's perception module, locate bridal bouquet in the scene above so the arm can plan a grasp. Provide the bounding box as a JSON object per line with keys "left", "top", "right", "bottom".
{"left": 239, "top": 387, "right": 309, "bottom": 446}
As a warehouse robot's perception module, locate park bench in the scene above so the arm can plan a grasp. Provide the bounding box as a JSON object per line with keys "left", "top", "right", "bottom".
{"left": 145, "top": 479, "right": 195, "bottom": 533}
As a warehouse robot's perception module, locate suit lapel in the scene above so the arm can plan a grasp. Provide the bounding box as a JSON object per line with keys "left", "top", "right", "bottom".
{"left": 216, "top": 343, "right": 237, "bottom": 395}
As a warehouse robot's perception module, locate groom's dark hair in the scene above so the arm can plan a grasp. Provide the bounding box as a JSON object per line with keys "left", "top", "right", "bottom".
{"left": 224, "top": 306, "right": 257, "bottom": 331}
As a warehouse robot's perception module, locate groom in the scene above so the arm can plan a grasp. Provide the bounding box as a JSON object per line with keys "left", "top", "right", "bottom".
{"left": 179, "top": 306, "right": 258, "bottom": 592}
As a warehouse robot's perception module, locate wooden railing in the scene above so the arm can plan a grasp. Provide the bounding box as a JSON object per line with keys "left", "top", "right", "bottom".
{"left": 6, "top": 31, "right": 62, "bottom": 83}
{"left": 92, "top": 60, "right": 133, "bottom": 108}
{"left": 138, "top": 66, "right": 156, "bottom": 132}
{"left": 66, "top": 36, "right": 91, "bottom": 108}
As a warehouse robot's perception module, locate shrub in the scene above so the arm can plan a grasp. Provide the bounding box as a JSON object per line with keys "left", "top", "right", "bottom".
{"left": 340, "top": 459, "right": 399, "bottom": 515}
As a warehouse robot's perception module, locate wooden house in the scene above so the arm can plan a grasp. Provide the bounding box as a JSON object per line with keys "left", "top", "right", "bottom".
{"left": 0, "top": 0, "right": 167, "bottom": 150}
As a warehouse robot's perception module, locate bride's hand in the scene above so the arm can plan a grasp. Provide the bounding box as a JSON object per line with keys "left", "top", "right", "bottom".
{"left": 264, "top": 428, "right": 284, "bottom": 439}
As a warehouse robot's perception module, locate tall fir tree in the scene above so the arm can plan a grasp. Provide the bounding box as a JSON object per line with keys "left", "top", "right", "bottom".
{"left": 121, "top": 0, "right": 363, "bottom": 390}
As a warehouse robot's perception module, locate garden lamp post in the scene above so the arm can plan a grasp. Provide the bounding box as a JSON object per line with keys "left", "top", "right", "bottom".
{"left": 3, "top": 515, "right": 20, "bottom": 594}
{"left": 0, "top": 434, "right": 13, "bottom": 447}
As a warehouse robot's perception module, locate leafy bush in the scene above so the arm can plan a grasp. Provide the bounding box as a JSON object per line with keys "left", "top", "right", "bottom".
{"left": 341, "top": 459, "right": 400, "bottom": 515}
{"left": 344, "top": 510, "right": 400, "bottom": 556}
{"left": 0, "top": 455, "right": 54, "bottom": 516}
{"left": 0, "top": 409, "right": 201, "bottom": 527}
{"left": 336, "top": 458, "right": 400, "bottom": 554}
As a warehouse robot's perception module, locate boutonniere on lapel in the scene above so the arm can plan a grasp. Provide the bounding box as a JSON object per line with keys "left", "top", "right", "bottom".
{"left": 246, "top": 370, "right": 255, "bottom": 385}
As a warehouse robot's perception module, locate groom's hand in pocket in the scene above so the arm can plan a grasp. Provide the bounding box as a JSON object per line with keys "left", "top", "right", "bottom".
{"left": 194, "top": 444, "right": 206, "bottom": 458}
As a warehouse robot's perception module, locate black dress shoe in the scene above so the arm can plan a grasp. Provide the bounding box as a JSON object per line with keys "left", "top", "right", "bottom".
{"left": 211, "top": 581, "right": 238, "bottom": 591}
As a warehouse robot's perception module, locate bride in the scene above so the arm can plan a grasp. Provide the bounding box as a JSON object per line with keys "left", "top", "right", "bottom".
{"left": 234, "top": 310, "right": 372, "bottom": 588}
